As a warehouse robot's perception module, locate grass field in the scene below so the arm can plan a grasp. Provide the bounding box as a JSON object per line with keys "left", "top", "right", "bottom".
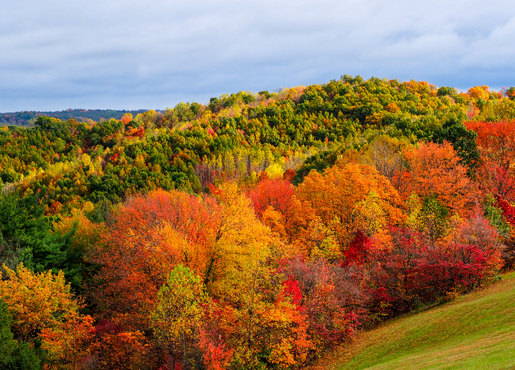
{"left": 314, "top": 271, "right": 515, "bottom": 370}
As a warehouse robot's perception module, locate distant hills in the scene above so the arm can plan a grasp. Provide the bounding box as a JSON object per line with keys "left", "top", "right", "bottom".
{"left": 0, "top": 109, "right": 151, "bottom": 126}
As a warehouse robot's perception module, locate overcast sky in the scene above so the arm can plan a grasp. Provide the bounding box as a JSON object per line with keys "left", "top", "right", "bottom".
{"left": 1, "top": 0, "right": 515, "bottom": 112}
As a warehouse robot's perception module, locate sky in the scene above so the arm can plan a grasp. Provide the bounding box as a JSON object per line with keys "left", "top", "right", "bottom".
{"left": 1, "top": 0, "right": 515, "bottom": 112}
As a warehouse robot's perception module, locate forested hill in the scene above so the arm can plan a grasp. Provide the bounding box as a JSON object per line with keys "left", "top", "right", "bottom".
{"left": 2, "top": 75, "right": 515, "bottom": 369}
{"left": 0, "top": 108, "right": 150, "bottom": 126}
{"left": 2, "top": 76, "right": 515, "bottom": 213}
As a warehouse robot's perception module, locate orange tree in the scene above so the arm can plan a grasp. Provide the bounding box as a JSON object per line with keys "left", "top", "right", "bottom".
{"left": 398, "top": 141, "right": 475, "bottom": 216}
{"left": 287, "top": 161, "right": 404, "bottom": 258}
{"left": 466, "top": 121, "right": 515, "bottom": 202}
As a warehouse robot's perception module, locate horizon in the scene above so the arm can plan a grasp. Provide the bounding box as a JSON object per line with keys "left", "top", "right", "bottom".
{"left": 1, "top": 79, "right": 510, "bottom": 115}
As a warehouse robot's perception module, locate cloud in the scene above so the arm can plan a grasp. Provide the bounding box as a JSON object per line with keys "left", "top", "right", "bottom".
{"left": 1, "top": 0, "right": 515, "bottom": 111}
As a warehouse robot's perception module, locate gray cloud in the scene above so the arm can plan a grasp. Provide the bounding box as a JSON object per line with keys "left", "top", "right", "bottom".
{"left": 1, "top": 0, "right": 515, "bottom": 111}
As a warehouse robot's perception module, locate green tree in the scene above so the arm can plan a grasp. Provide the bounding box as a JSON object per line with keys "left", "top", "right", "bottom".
{"left": 0, "top": 192, "right": 84, "bottom": 291}
{"left": 150, "top": 265, "right": 208, "bottom": 369}
{"left": 433, "top": 116, "right": 480, "bottom": 173}
{"left": 0, "top": 299, "right": 41, "bottom": 370}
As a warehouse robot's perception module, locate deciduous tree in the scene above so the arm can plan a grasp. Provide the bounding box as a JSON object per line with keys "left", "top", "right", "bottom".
{"left": 0, "top": 264, "right": 93, "bottom": 368}
{"left": 399, "top": 141, "right": 474, "bottom": 217}
{"left": 288, "top": 162, "right": 404, "bottom": 255}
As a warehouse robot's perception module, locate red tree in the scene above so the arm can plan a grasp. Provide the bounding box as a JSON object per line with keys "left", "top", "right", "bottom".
{"left": 246, "top": 177, "right": 295, "bottom": 219}
{"left": 342, "top": 230, "right": 373, "bottom": 267}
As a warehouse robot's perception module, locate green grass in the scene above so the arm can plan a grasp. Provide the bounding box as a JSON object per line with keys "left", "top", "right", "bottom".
{"left": 317, "top": 272, "right": 515, "bottom": 370}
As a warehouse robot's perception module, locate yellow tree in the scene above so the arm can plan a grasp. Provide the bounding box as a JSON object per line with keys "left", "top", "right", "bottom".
{"left": 204, "top": 183, "right": 310, "bottom": 368}
{"left": 0, "top": 264, "right": 93, "bottom": 368}
{"left": 206, "top": 182, "right": 277, "bottom": 293}
{"left": 150, "top": 265, "right": 210, "bottom": 369}
{"left": 468, "top": 85, "right": 490, "bottom": 101}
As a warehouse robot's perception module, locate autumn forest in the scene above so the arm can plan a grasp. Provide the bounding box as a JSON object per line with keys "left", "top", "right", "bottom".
{"left": 2, "top": 76, "right": 515, "bottom": 369}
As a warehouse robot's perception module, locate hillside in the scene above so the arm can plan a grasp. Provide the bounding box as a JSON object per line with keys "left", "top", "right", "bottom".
{"left": 2, "top": 77, "right": 514, "bottom": 213}
{"left": 316, "top": 272, "right": 515, "bottom": 370}
{"left": 1, "top": 76, "right": 515, "bottom": 369}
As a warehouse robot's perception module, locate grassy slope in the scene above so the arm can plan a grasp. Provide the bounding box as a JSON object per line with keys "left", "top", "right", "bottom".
{"left": 316, "top": 272, "right": 515, "bottom": 370}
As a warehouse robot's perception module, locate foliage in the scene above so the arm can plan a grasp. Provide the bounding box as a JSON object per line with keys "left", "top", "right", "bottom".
{"left": 0, "top": 192, "right": 47, "bottom": 269}
{"left": 2, "top": 76, "right": 515, "bottom": 368}
{"left": 247, "top": 176, "right": 294, "bottom": 214}
{"left": 466, "top": 121, "right": 515, "bottom": 202}
{"left": 0, "top": 264, "right": 93, "bottom": 368}
{"left": 368, "top": 227, "right": 502, "bottom": 317}
{"left": 0, "top": 299, "right": 42, "bottom": 370}
{"left": 399, "top": 141, "right": 474, "bottom": 217}
{"left": 432, "top": 116, "right": 480, "bottom": 172}
{"left": 0, "top": 192, "right": 84, "bottom": 291}
{"left": 0, "top": 109, "right": 148, "bottom": 126}
{"left": 150, "top": 265, "right": 208, "bottom": 369}
{"left": 3, "top": 76, "right": 513, "bottom": 214}
{"left": 288, "top": 161, "right": 404, "bottom": 255}
{"left": 282, "top": 258, "right": 366, "bottom": 355}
